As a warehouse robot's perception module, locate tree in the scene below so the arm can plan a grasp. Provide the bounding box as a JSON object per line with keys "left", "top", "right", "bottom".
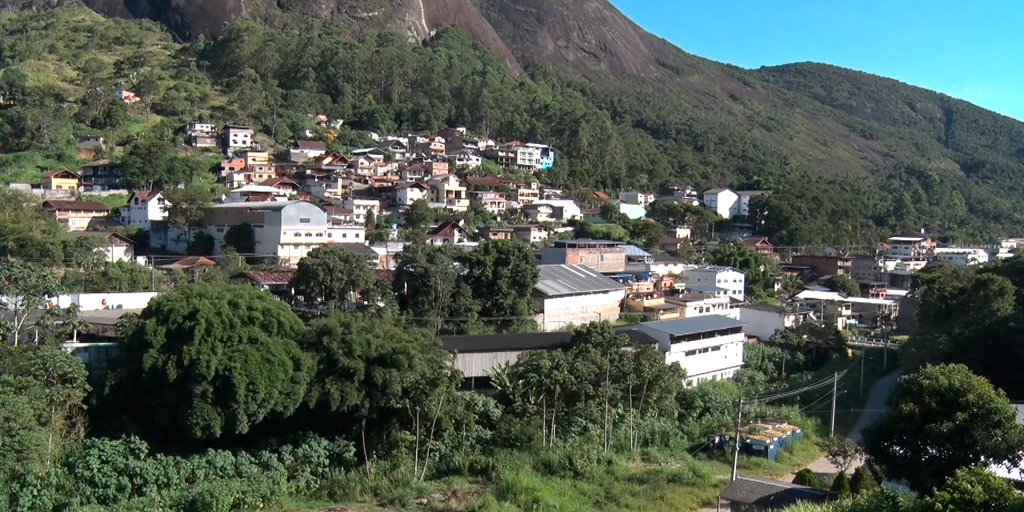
{"left": 290, "top": 245, "right": 375, "bottom": 309}
{"left": 0, "top": 260, "right": 63, "bottom": 346}
{"left": 186, "top": 232, "right": 215, "bottom": 256}
{"left": 821, "top": 436, "right": 862, "bottom": 473}
{"left": 120, "top": 138, "right": 175, "bottom": 189}
{"left": 300, "top": 313, "right": 461, "bottom": 462}
{"left": 827, "top": 275, "right": 861, "bottom": 297}
{"left": 394, "top": 243, "right": 480, "bottom": 334}
{"left": 222, "top": 223, "right": 256, "bottom": 255}
{"left": 793, "top": 468, "right": 825, "bottom": 489}
{"left": 831, "top": 471, "right": 852, "bottom": 498}
{"left": 112, "top": 282, "right": 312, "bottom": 442}
{"left": 460, "top": 239, "right": 539, "bottom": 332}
{"left": 404, "top": 199, "right": 435, "bottom": 230}
{"left": 163, "top": 187, "right": 216, "bottom": 246}
{"left": 923, "top": 466, "right": 1019, "bottom": 512}
{"left": 862, "top": 364, "right": 1024, "bottom": 492}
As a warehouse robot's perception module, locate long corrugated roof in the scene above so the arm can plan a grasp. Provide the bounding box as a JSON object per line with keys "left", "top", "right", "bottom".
{"left": 637, "top": 315, "right": 744, "bottom": 337}
{"left": 535, "top": 264, "right": 626, "bottom": 297}
{"left": 719, "top": 477, "right": 830, "bottom": 507}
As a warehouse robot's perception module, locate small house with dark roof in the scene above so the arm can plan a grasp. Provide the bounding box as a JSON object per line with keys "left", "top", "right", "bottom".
{"left": 289, "top": 140, "right": 328, "bottom": 162}
{"left": 68, "top": 231, "right": 135, "bottom": 263}
{"left": 718, "top": 477, "right": 831, "bottom": 512}
{"left": 235, "top": 269, "right": 296, "bottom": 293}
{"left": 426, "top": 220, "right": 469, "bottom": 246}
{"left": 40, "top": 170, "right": 80, "bottom": 191}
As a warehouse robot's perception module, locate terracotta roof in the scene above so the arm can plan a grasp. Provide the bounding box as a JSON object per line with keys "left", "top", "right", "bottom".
{"left": 240, "top": 270, "right": 295, "bottom": 285}
{"left": 41, "top": 170, "right": 79, "bottom": 179}
{"left": 40, "top": 200, "right": 109, "bottom": 212}
{"left": 375, "top": 269, "right": 395, "bottom": 283}
{"left": 167, "top": 256, "right": 217, "bottom": 268}
{"left": 325, "top": 205, "right": 353, "bottom": 216}
{"left": 260, "top": 176, "right": 299, "bottom": 188}
{"left": 592, "top": 191, "right": 610, "bottom": 200}
{"left": 132, "top": 189, "right": 159, "bottom": 202}
{"left": 296, "top": 140, "right": 327, "bottom": 151}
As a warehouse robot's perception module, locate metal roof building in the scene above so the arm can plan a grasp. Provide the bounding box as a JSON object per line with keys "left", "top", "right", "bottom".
{"left": 718, "top": 477, "right": 831, "bottom": 511}
{"left": 534, "top": 264, "right": 627, "bottom": 297}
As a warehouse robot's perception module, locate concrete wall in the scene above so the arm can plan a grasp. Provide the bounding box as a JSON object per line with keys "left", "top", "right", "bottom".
{"left": 51, "top": 292, "right": 159, "bottom": 311}
{"left": 737, "top": 307, "right": 786, "bottom": 341}
{"left": 537, "top": 290, "right": 625, "bottom": 331}
{"left": 457, "top": 351, "right": 522, "bottom": 378}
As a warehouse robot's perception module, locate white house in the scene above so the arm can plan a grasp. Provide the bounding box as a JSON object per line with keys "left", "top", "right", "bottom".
{"left": 703, "top": 188, "right": 739, "bottom": 218}
{"left": 395, "top": 182, "right": 430, "bottom": 207}
{"left": 289, "top": 140, "right": 327, "bottom": 162}
{"left": 932, "top": 247, "right": 990, "bottom": 267}
{"left": 522, "top": 199, "right": 581, "bottom": 222}
{"left": 674, "top": 296, "right": 739, "bottom": 320}
{"left": 186, "top": 122, "right": 215, "bottom": 134}
{"left": 677, "top": 265, "right": 746, "bottom": 301}
{"left": 736, "top": 190, "right": 769, "bottom": 217}
{"left": 738, "top": 304, "right": 802, "bottom": 341}
{"left": 622, "top": 315, "right": 746, "bottom": 387}
{"left": 69, "top": 231, "right": 135, "bottom": 263}
{"left": 202, "top": 201, "right": 366, "bottom": 265}
{"left": 618, "top": 190, "right": 657, "bottom": 206}
{"left": 222, "top": 185, "right": 290, "bottom": 203}
{"left": 449, "top": 150, "right": 482, "bottom": 169}
{"left": 342, "top": 197, "right": 382, "bottom": 224}
{"left": 223, "top": 125, "right": 255, "bottom": 152}
{"left": 887, "top": 235, "right": 931, "bottom": 259}
{"left": 121, "top": 190, "right": 166, "bottom": 230}
{"left": 533, "top": 265, "right": 627, "bottom": 331}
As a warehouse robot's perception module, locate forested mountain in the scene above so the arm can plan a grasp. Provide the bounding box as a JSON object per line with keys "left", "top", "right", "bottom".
{"left": 2, "top": 0, "right": 1024, "bottom": 245}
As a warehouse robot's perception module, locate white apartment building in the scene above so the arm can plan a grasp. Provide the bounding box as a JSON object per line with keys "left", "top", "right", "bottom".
{"left": 702, "top": 188, "right": 768, "bottom": 219}
{"left": 677, "top": 265, "right": 746, "bottom": 301}
{"left": 626, "top": 316, "right": 746, "bottom": 387}
{"left": 202, "top": 201, "right": 367, "bottom": 265}
{"left": 618, "top": 190, "right": 658, "bottom": 206}
{"left": 395, "top": 182, "right": 430, "bottom": 206}
{"left": 120, "top": 190, "right": 166, "bottom": 230}
{"left": 887, "top": 235, "right": 931, "bottom": 259}
{"left": 223, "top": 125, "right": 254, "bottom": 152}
{"left": 932, "top": 247, "right": 990, "bottom": 267}
{"left": 673, "top": 296, "right": 740, "bottom": 320}
{"left": 342, "top": 197, "right": 382, "bottom": 224}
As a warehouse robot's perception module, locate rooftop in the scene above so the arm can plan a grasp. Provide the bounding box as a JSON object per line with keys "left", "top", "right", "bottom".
{"left": 634, "top": 315, "right": 745, "bottom": 337}
{"left": 41, "top": 200, "right": 110, "bottom": 211}
{"left": 440, "top": 332, "right": 572, "bottom": 353}
{"left": 719, "top": 477, "right": 830, "bottom": 508}
{"left": 535, "top": 264, "right": 627, "bottom": 297}
{"left": 238, "top": 270, "right": 295, "bottom": 285}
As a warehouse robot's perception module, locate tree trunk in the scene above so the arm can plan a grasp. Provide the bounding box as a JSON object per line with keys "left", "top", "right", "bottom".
{"left": 361, "top": 420, "right": 371, "bottom": 479}
{"left": 419, "top": 392, "right": 446, "bottom": 481}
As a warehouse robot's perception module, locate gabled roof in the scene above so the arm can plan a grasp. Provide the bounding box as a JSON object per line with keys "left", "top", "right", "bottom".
{"left": 440, "top": 332, "right": 572, "bottom": 353}
{"left": 535, "top": 265, "right": 627, "bottom": 297}
{"left": 295, "top": 140, "right": 327, "bottom": 150}
{"left": 131, "top": 190, "right": 161, "bottom": 203}
{"left": 719, "top": 477, "right": 830, "bottom": 508}
{"left": 68, "top": 231, "right": 134, "bottom": 245}
{"left": 40, "top": 200, "right": 109, "bottom": 212}
{"left": 703, "top": 187, "right": 732, "bottom": 194}
{"left": 41, "top": 170, "right": 80, "bottom": 179}
{"left": 260, "top": 176, "right": 300, "bottom": 189}
{"left": 163, "top": 256, "right": 217, "bottom": 269}
{"left": 239, "top": 270, "right": 295, "bottom": 285}
{"left": 638, "top": 315, "right": 745, "bottom": 337}
{"left": 428, "top": 220, "right": 467, "bottom": 237}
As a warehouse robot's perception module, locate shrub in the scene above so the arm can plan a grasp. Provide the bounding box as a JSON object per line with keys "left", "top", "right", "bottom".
{"left": 850, "top": 466, "right": 879, "bottom": 494}
{"left": 793, "top": 468, "right": 824, "bottom": 489}
{"left": 831, "top": 471, "right": 852, "bottom": 498}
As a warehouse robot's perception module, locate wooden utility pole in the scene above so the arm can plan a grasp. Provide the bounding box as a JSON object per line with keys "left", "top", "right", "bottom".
{"left": 731, "top": 397, "right": 744, "bottom": 481}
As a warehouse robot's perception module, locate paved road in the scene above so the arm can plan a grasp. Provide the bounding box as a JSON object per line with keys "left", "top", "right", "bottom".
{"left": 780, "top": 369, "right": 903, "bottom": 482}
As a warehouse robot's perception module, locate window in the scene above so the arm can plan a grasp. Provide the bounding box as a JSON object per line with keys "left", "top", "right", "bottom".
{"left": 299, "top": 218, "right": 311, "bottom": 223}
{"left": 342, "top": 233, "right": 348, "bottom": 239}
{"left": 327, "top": 233, "right": 332, "bottom": 238}
{"left": 216, "top": 227, "right": 224, "bottom": 233}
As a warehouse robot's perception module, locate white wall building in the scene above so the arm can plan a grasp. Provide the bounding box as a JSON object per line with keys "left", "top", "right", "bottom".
{"left": 395, "top": 183, "right": 430, "bottom": 206}
{"left": 677, "top": 265, "right": 746, "bottom": 301}
{"left": 932, "top": 247, "right": 990, "bottom": 267}
{"left": 121, "top": 190, "right": 166, "bottom": 230}
{"left": 673, "top": 297, "right": 740, "bottom": 320}
{"left": 523, "top": 199, "right": 581, "bottom": 222}
{"left": 618, "top": 190, "right": 657, "bottom": 207}
{"left": 888, "top": 236, "right": 930, "bottom": 259}
{"left": 625, "top": 316, "right": 746, "bottom": 387}
{"left": 342, "top": 197, "right": 382, "bottom": 225}
{"left": 738, "top": 304, "right": 801, "bottom": 341}
{"left": 533, "top": 264, "right": 626, "bottom": 331}
{"left": 202, "top": 201, "right": 367, "bottom": 265}
{"left": 703, "top": 188, "right": 739, "bottom": 218}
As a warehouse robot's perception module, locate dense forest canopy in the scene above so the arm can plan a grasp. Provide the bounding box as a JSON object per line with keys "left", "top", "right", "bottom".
{"left": 1, "top": 6, "right": 1024, "bottom": 245}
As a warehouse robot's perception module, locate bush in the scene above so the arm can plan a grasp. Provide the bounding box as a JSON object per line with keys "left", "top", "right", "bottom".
{"left": 793, "top": 468, "right": 824, "bottom": 489}
{"left": 831, "top": 471, "right": 852, "bottom": 498}
{"left": 850, "top": 466, "right": 879, "bottom": 494}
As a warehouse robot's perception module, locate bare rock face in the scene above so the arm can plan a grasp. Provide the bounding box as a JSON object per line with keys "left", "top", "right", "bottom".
{"left": 22, "top": 0, "right": 675, "bottom": 78}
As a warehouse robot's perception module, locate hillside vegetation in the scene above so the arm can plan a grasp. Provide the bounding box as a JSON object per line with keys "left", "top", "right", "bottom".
{"left": 2, "top": 6, "right": 1024, "bottom": 244}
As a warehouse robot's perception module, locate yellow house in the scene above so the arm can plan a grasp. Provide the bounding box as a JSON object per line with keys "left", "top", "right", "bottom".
{"left": 427, "top": 174, "right": 469, "bottom": 211}
{"left": 40, "top": 170, "right": 81, "bottom": 191}
{"left": 625, "top": 292, "right": 681, "bottom": 321}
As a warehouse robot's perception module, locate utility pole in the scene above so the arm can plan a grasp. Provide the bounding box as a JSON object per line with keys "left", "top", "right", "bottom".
{"left": 731, "top": 397, "right": 744, "bottom": 481}
{"left": 830, "top": 371, "right": 838, "bottom": 437}
{"left": 150, "top": 256, "right": 155, "bottom": 291}
{"left": 860, "top": 352, "right": 866, "bottom": 398}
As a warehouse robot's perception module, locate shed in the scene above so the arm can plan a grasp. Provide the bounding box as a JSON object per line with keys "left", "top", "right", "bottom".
{"left": 718, "top": 477, "right": 831, "bottom": 512}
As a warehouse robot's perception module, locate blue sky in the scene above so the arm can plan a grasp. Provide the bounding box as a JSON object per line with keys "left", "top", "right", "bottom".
{"left": 610, "top": 0, "right": 1024, "bottom": 120}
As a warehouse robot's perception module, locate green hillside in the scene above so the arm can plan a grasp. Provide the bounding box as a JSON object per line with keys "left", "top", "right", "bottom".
{"left": 2, "top": 5, "right": 1023, "bottom": 245}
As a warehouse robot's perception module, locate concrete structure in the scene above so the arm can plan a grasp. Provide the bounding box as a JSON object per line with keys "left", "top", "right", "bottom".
{"left": 932, "top": 247, "right": 990, "bottom": 267}
{"left": 69, "top": 231, "right": 135, "bottom": 263}
{"left": 649, "top": 254, "right": 687, "bottom": 276}
{"left": 121, "top": 190, "right": 166, "bottom": 230}
{"left": 513, "top": 225, "right": 548, "bottom": 244}
{"left": 79, "top": 160, "right": 121, "bottom": 190}
{"left": 289, "top": 140, "right": 327, "bottom": 162}
{"left": 426, "top": 175, "right": 469, "bottom": 211}
{"left": 672, "top": 296, "right": 740, "bottom": 320}
{"left": 394, "top": 182, "right": 430, "bottom": 206}
{"left": 887, "top": 235, "right": 933, "bottom": 259}
{"left": 737, "top": 304, "right": 803, "bottom": 341}
{"left": 540, "top": 239, "right": 628, "bottom": 273}
{"left": 40, "top": 200, "right": 110, "bottom": 231}
{"left": 223, "top": 125, "right": 255, "bottom": 152}
{"left": 703, "top": 188, "right": 739, "bottom": 218}
{"left": 440, "top": 332, "right": 572, "bottom": 382}
{"left": 202, "top": 201, "right": 367, "bottom": 265}
{"left": 491, "top": 142, "right": 542, "bottom": 171}
{"left": 795, "top": 290, "right": 898, "bottom": 330}
{"left": 618, "top": 190, "right": 658, "bottom": 206}
{"left": 718, "top": 477, "right": 830, "bottom": 512}
{"left": 223, "top": 185, "right": 290, "bottom": 203}
{"left": 426, "top": 221, "right": 469, "bottom": 245}
{"left": 676, "top": 264, "right": 746, "bottom": 301}
{"left": 791, "top": 255, "right": 853, "bottom": 277}
{"left": 851, "top": 255, "right": 882, "bottom": 281}
{"left": 522, "top": 199, "right": 581, "bottom": 222}
{"left": 342, "top": 197, "right": 382, "bottom": 225}
{"left": 620, "top": 315, "right": 746, "bottom": 387}
{"left": 472, "top": 191, "right": 508, "bottom": 215}
{"left": 533, "top": 264, "right": 627, "bottom": 331}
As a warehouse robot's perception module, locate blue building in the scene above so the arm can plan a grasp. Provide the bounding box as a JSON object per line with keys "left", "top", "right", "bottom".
{"left": 530, "top": 143, "right": 556, "bottom": 169}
